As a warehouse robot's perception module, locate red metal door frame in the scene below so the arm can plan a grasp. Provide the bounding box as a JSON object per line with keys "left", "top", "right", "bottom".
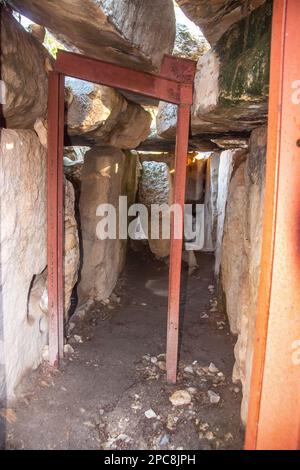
{"left": 245, "top": 0, "right": 300, "bottom": 450}
{"left": 47, "top": 51, "right": 196, "bottom": 380}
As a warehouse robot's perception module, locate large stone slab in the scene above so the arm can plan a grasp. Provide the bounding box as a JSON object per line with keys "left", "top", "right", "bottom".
{"left": 0, "top": 129, "right": 47, "bottom": 400}
{"left": 202, "top": 152, "right": 220, "bottom": 251}
{"left": 77, "top": 146, "right": 138, "bottom": 306}
{"left": 177, "top": 0, "right": 265, "bottom": 45}
{"left": 157, "top": 1, "right": 271, "bottom": 139}
{"left": 220, "top": 126, "right": 267, "bottom": 424}
{"left": 1, "top": 8, "right": 50, "bottom": 128}
{"left": 66, "top": 78, "right": 151, "bottom": 149}
{"left": 8, "top": 0, "right": 176, "bottom": 71}
{"left": 0, "top": 129, "right": 80, "bottom": 400}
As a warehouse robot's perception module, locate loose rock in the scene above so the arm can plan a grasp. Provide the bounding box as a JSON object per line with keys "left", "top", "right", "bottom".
{"left": 169, "top": 390, "right": 192, "bottom": 407}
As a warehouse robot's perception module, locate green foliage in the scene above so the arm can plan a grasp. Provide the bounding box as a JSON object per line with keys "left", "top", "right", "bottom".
{"left": 43, "top": 30, "right": 66, "bottom": 58}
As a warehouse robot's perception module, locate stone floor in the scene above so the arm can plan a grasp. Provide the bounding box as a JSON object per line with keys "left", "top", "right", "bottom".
{"left": 3, "top": 249, "right": 244, "bottom": 450}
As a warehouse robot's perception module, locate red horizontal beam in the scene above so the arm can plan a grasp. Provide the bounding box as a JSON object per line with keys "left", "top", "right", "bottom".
{"left": 55, "top": 51, "right": 193, "bottom": 105}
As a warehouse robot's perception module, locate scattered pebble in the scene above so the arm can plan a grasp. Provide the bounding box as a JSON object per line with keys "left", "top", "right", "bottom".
{"left": 159, "top": 434, "right": 170, "bottom": 446}
{"left": 157, "top": 361, "right": 166, "bottom": 371}
{"left": 117, "top": 434, "right": 131, "bottom": 443}
{"left": 208, "top": 362, "right": 219, "bottom": 374}
{"left": 145, "top": 409, "right": 157, "bottom": 419}
{"left": 150, "top": 356, "right": 157, "bottom": 364}
{"left": 63, "top": 344, "right": 74, "bottom": 354}
{"left": 169, "top": 390, "right": 192, "bottom": 406}
{"left": 73, "top": 335, "right": 83, "bottom": 343}
{"left": 184, "top": 366, "right": 194, "bottom": 374}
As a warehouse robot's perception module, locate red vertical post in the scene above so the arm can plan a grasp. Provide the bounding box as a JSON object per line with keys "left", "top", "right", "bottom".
{"left": 166, "top": 86, "right": 192, "bottom": 383}
{"left": 57, "top": 74, "right": 65, "bottom": 359}
{"left": 245, "top": 0, "right": 300, "bottom": 450}
{"left": 47, "top": 72, "right": 65, "bottom": 366}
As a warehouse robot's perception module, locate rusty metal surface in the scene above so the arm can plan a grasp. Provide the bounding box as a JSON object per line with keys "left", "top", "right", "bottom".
{"left": 166, "top": 101, "right": 191, "bottom": 383}
{"left": 55, "top": 50, "right": 193, "bottom": 105}
{"left": 47, "top": 72, "right": 60, "bottom": 367}
{"left": 245, "top": 0, "right": 300, "bottom": 450}
{"left": 57, "top": 74, "right": 65, "bottom": 360}
{"left": 47, "top": 72, "right": 65, "bottom": 366}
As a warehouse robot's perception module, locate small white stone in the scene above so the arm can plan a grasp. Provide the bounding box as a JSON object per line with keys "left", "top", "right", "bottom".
{"left": 145, "top": 409, "right": 157, "bottom": 419}
{"left": 208, "top": 362, "right": 219, "bottom": 374}
{"left": 157, "top": 361, "right": 166, "bottom": 371}
{"left": 74, "top": 334, "right": 83, "bottom": 343}
{"left": 187, "top": 387, "right": 197, "bottom": 395}
{"left": 199, "top": 422, "right": 209, "bottom": 431}
{"left": 205, "top": 431, "right": 215, "bottom": 440}
{"left": 184, "top": 366, "right": 194, "bottom": 374}
{"left": 150, "top": 356, "right": 158, "bottom": 364}
{"left": 208, "top": 390, "right": 220, "bottom": 404}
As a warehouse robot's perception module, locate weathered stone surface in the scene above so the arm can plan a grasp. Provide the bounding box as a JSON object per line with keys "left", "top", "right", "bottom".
{"left": 220, "top": 126, "right": 267, "bottom": 424}
{"left": 1, "top": 9, "right": 50, "bottom": 128}
{"left": 0, "top": 129, "right": 47, "bottom": 400}
{"left": 157, "top": 1, "right": 271, "bottom": 139}
{"left": 77, "top": 146, "right": 138, "bottom": 305}
{"left": 173, "top": 11, "right": 209, "bottom": 60}
{"left": 64, "top": 179, "right": 80, "bottom": 315}
{"left": 66, "top": 78, "right": 151, "bottom": 149}
{"left": 9, "top": 0, "right": 176, "bottom": 71}
{"left": 177, "top": 0, "right": 266, "bottom": 46}
{"left": 138, "top": 161, "right": 173, "bottom": 258}
{"left": 215, "top": 149, "right": 246, "bottom": 275}
{"left": 220, "top": 160, "right": 248, "bottom": 334}
{"left": 192, "top": 1, "right": 271, "bottom": 134}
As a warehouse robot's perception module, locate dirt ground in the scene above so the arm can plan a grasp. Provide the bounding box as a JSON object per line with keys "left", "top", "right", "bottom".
{"left": 4, "top": 250, "right": 244, "bottom": 450}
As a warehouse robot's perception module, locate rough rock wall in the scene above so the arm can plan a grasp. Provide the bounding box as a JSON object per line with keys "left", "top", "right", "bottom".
{"left": 77, "top": 146, "right": 138, "bottom": 306}
{"left": 1, "top": 8, "right": 50, "bottom": 128}
{"left": 66, "top": 78, "right": 151, "bottom": 149}
{"left": 202, "top": 153, "right": 220, "bottom": 251}
{"left": 220, "top": 126, "right": 267, "bottom": 423}
{"left": 177, "top": 0, "right": 266, "bottom": 46}
{"left": 64, "top": 179, "right": 80, "bottom": 315}
{"left": 0, "top": 130, "right": 80, "bottom": 400}
{"left": 0, "top": 130, "right": 47, "bottom": 400}
{"left": 8, "top": 0, "right": 176, "bottom": 71}
{"left": 138, "top": 161, "right": 173, "bottom": 258}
